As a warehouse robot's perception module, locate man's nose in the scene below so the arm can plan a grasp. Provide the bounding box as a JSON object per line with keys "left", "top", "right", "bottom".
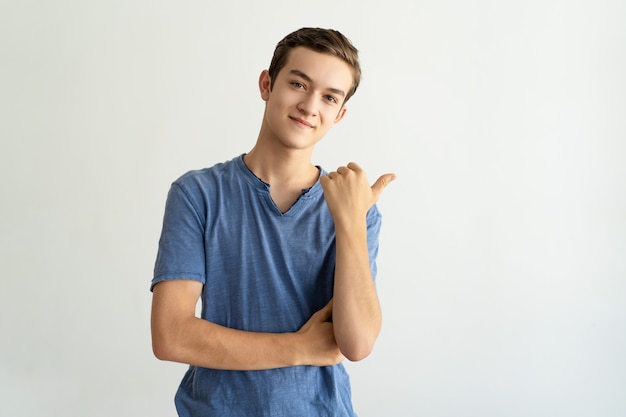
{"left": 297, "top": 94, "right": 317, "bottom": 116}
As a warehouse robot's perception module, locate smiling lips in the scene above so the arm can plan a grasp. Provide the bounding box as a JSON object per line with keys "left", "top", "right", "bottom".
{"left": 290, "top": 116, "right": 314, "bottom": 128}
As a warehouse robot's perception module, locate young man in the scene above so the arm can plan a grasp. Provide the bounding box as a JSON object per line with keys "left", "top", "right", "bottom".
{"left": 151, "top": 27, "right": 395, "bottom": 416}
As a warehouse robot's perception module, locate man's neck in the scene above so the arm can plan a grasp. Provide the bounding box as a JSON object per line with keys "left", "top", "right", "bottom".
{"left": 243, "top": 146, "right": 319, "bottom": 189}
{"left": 243, "top": 145, "right": 320, "bottom": 214}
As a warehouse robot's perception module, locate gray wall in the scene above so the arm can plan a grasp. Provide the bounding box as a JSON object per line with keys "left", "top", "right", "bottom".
{"left": 2, "top": 1, "right": 625, "bottom": 416}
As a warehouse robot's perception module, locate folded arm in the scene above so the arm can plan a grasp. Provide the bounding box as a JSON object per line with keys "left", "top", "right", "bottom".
{"left": 151, "top": 279, "right": 343, "bottom": 370}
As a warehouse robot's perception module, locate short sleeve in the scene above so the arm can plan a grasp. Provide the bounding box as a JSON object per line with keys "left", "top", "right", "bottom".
{"left": 151, "top": 181, "right": 207, "bottom": 291}
{"left": 366, "top": 204, "right": 383, "bottom": 282}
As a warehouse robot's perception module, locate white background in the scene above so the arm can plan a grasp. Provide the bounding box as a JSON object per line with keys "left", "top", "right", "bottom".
{"left": 1, "top": 1, "right": 625, "bottom": 416}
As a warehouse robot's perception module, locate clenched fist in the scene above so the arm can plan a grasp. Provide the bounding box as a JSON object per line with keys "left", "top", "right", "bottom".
{"left": 320, "top": 162, "right": 396, "bottom": 227}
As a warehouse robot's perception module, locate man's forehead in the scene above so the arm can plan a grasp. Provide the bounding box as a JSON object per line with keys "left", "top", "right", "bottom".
{"left": 282, "top": 47, "right": 353, "bottom": 89}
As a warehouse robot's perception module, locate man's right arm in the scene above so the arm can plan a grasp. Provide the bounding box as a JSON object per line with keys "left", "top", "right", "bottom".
{"left": 151, "top": 280, "right": 343, "bottom": 370}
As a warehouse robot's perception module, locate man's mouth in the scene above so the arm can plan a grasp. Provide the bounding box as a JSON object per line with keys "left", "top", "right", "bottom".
{"left": 290, "top": 116, "right": 314, "bottom": 128}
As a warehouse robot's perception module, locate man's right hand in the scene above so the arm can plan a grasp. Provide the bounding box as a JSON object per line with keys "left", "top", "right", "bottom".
{"left": 295, "top": 299, "right": 344, "bottom": 366}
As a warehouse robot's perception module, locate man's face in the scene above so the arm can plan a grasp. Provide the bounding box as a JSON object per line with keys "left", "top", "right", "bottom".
{"left": 259, "top": 47, "right": 354, "bottom": 151}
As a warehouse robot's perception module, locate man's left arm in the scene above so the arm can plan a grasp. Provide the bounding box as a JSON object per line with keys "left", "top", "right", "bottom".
{"left": 320, "top": 162, "right": 396, "bottom": 361}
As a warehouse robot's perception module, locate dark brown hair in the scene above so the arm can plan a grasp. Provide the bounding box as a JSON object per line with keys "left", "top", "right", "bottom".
{"left": 268, "top": 28, "right": 361, "bottom": 103}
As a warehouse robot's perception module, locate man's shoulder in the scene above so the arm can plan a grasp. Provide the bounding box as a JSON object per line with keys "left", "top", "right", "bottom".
{"left": 173, "top": 155, "right": 243, "bottom": 189}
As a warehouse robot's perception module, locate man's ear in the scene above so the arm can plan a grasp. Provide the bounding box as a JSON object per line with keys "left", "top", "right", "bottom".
{"left": 259, "top": 70, "right": 271, "bottom": 101}
{"left": 334, "top": 106, "right": 348, "bottom": 124}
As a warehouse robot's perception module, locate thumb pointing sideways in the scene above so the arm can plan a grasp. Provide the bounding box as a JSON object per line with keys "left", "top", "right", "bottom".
{"left": 371, "top": 173, "right": 397, "bottom": 201}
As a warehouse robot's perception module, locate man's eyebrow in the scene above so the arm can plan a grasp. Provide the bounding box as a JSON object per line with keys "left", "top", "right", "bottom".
{"left": 289, "top": 69, "right": 346, "bottom": 97}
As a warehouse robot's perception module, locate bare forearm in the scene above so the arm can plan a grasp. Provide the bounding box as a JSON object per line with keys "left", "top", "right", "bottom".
{"left": 151, "top": 280, "right": 342, "bottom": 370}
{"left": 332, "top": 221, "right": 382, "bottom": 361}
{"left": 152, "top": 316, "right": 301, "bottom": 370}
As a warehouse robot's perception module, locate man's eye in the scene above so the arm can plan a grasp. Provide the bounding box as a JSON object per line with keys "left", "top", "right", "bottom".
{"left": 291, "top": 82, "right": 305, "bottom": 89}
{"left": 325, "top": 95, "right": 338, "bottom": 104}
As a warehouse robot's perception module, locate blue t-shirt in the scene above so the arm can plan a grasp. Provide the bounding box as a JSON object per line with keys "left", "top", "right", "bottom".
{"left": 152, "top": 155, "right": 382, "bottom": 417}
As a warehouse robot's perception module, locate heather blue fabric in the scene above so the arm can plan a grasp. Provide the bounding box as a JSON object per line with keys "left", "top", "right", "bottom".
{"left": 152, "top": 154, "right": 382, "bottom": 417}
